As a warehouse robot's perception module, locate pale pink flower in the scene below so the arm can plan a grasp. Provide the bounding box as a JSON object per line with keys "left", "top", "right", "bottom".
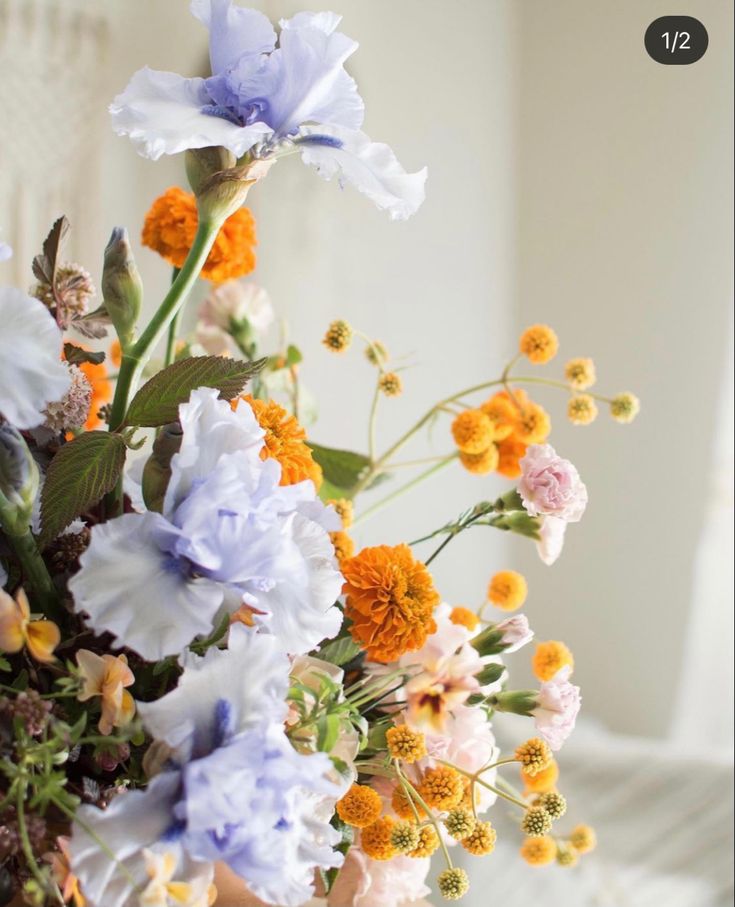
{"left": 328, "top": 848, "right": 430, "bottom": 907}
{"left": 400, "top": 604, "right": 484, "bottom": 731}
{"left": 199, "top": 281, "right": 274, "bottom": 335}
{"left": 536, "top": 515, "right": 567, "bottom": 565}
{"left": 532, "top": 665, "right": 581, "bottom": 751}
{"left": 519, "top": 444, "right": 588, "bottom": 523}
{"left": 495, "top": 614, "right": 534, "bottom": 653}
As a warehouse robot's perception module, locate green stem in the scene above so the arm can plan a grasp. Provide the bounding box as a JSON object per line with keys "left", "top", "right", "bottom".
{"left": 17, "top": 784, "right": 62, "bottom": 903}
{"left": 353, "top": 456, "right": 456, "bottom": 527}
{"left": 506, "top": 375, "right": 614, "bottom": 403}
{"left": 163, "top": 267, "right": 183, "bottom": 367}
{"left": 5, "top": 529, "right": 62, "bottom": 621}
{"left": 395, "top": 764, "right": 453, "bottom": 868}
{"left": 438, "top": 760, "right": 529, "bottom": 810}
{"left": 367, "top": 379, "right": 381, "bottom": 463}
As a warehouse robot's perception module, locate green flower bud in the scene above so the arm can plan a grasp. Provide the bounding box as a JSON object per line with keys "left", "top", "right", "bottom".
{"left": 474, "top": 662, "right": 506, "bottom": 686}
{"left": 470, "top": 624, "right": 504, "bottom": 656}
{"left": 141, "top": 423, "right": 183, "bottom": 513}
{"left": 489, "top": 689, "right": 539, "bottom": 717}
{"left": 185, "top": 146, "right": 237, "bottom": 195}
{"left": 102, "top": 227, "right": 143, "bottom": 348}
{"left": 192, "top": 157, "right": 274, "bottom": 224}
{"left": 0, "top": 424, "right": 39, "bottom": 536}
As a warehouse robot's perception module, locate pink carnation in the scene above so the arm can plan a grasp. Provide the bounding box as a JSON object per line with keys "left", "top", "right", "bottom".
{"left": 328, "top": 849, "right": 431, "bottom": 907}
{"left": 495, "top": 614, "right": 534, "bottom": 653}
{"left": 536, "top": 515, "right": 567, "bottom": 565}
{"left": 519, "top": 444, "right": 588, "bottom": 523}
{"left": 532, "top": 665, "right": 581, "bottom": 751}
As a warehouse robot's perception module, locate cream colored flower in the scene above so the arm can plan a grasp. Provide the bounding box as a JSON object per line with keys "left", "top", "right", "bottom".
{"left": 0, "top": 587, "right": 59, "bottom": 663}
{"left": 140, "top": 850, "right": 215, "bottom": 907}
{"left": 76, "top": 649, "right": 135, "bottom": 735}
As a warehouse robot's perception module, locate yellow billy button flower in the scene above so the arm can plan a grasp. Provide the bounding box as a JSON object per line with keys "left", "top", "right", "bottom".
{"left": 390, "top": 821, "right": 421, "bottom": 854}
{"left": 519, "top": 324, "right": 559, "bottom": 364}
{"left": 378, "top": 371, "right": 403, "bottom": 397}
{"left": 0, "top": 588, "right": 59, "bottom": 663}
{"left": 515, "top": 738, "right": 553, "bottom": 776}
{"left": 386, "top": 725, "right": 427, "bottom": 763}
{"left": 556, "top": 844, "right": 580, "bottom": 867}
{"left": 569, "top": 823, "right": 597, "bottom": 854}
{"left": 418, "top": 766, "right": 464, "bottom": 811}
{"left": 408, "top": 825, "right": 440, "bottom": 858}
{"left": 451, "top": 409, "right": 495, "bottom": 454}
{"left": 76, "top": 649, "right": 136, "bottom": 736}
{"left": 328, "top": 497, "right": 354, "bottom": 529}
{"left": 391, "top": 785, "right": 426, "bottom": 822}
{"left": 330, "top": 530, "right": 356, "bottom": 567}
{"left": 567, "top": 394, "right": 598, "bottom": 426}
{"left": 532, "top": 640, "right": 575, "bottom": 682}
{"left": 365, "top": 339, "right": 388, "bottom": 366}
{"left": 437, "top": 867, "right": 470, "bottom": 901}
{"left": 444, "top": 808, "right": 476, "bottom": 841}
{"left": 360, "top": 817, "right": 398, "bottom": 861}
{"left": 336, "top": 784, "right": 382, "bottom": 829}
{"left": 513, "top": 401, "right": 551, "bottom": 444}
{"left": 459, "top": 444, "right": 499, "bottom": 475}
{"left": 322, "top": 319, "right": 353, "bottom": 353}
{"left": 521, "top": 805, "right": 554, "bottom": 837}
{"left": 610, "top": 392, "right": 641, "bottom": 424}
{"left": 488, "top": 570, "right": 528, "bottom": 612}
{"left": 461, "top": 820, "right": 497, "bottom": 856}
{"left": 521, "top": 758, "right": 559, "bottom": 794}
{"left": 449, "top": 606, "right": 480, "bottom": 632}
{"left": 536, "top": 791, "right": 567, "bottom": 820}
{"left": 564, "top": 357, "right": 597, "bottom": 390}
{"left": 520, "top": 835, "right": 557, "bottom": 866}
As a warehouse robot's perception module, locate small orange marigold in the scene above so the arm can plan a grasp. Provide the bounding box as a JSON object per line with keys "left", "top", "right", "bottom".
{"left": 336, "top": 784, "right": 382, "bottom": 828}
{"left": 342, "top": 544, "right": 439, "bottom": 663}
{"left": 240, "top": 395, "right": 322, "bottom": 489}
{"left": 532, "top": 640, "right": 574, "bottom": 682}
{"left": 142, "top": 186, "right": 256, "bottom": 283}
{"left": 360, "top": 817, "right": 397, "bottom": 861}
{"left": 418, "top": 766, "right": 464, "bottom": 811}
{"left": 488, "top": 570, "right": 528, "bottom": 612}
{"left": 519, "top": 324, "right": 559, "bottom": 364}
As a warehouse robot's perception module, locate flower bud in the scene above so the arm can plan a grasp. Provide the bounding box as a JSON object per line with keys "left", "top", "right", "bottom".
{"left": 475, "top": 662, "right": 506, "bottom": 686}
{"left": 141, "top": 423, "right": 182, "bottom": 513}
{"left": 489, "top": 689, "right": 539, "bottom": 717}
{"left": 102, "top": 228, "right": 143, "bottom": 348}
{"left": 192, "top": 157, "right": 274, "bottom": 224}
{"left": 185, "top": 146, "right": 237, "bottom": 195}
{"left": 0, "top": 424, "right": 39, "bottom": 536}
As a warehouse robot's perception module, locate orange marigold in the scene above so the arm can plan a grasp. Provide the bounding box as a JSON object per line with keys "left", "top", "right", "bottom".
{"left": 495, "top": 436, "right": 528, "bottom": 479}
{"left": 241, "top": 395, "right": 322, "bottom": 489}
{"left": 336, "top": 784, "right": 382, "bottom": 828}
{"left": 78, "top": 359, "right": 112, "bottom": 430}
{"left": 532, "top": 640, "right": 574, "bottom": 682}
{"left": 360, "top": 817, "right": 397, "bottom": 861}
{"left": 342, "top": 544, "right": 439, "bottom": 663}
{"left": 142, "top": 186, "right": 257, "bottom": 283}
{"left": 449, "top": 606, "right": 480, "bottom": 632}
{"left": 418, "top": 766, "right": 464, "bottom": 811}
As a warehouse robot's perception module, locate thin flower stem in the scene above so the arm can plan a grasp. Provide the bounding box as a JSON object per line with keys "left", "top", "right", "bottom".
{"left": 383, "top": 454, "right": 456, "bottom": 470}
{"left": 17, "top": 785, "right": 64, "bottom": 904}
{"left": 368, "top": 379, "right": 381, "bottom": 463}
{"left": 4, "top": 528, "right": 62, "bottom": 622}
{"left": 163, "top": 267, "right": 183, "bottom": 367}
{"left": 395, "top": 765, "right": 453, "bottom": 868}
{"left": 423, "top": 532, "right": 456, "bottom": 567}
{"left": 353, "top": 456, "right": 456, "bottom": 527}
{"left": 438, "top": 760, "right": 528, "bottom": 810}
{"left": 509, "top": 375, "right": 614, "bottom": 403}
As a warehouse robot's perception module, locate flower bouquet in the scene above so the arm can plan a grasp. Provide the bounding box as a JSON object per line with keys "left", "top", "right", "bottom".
{"left": 0, "top": 4, "right": 640, "bottom": 906}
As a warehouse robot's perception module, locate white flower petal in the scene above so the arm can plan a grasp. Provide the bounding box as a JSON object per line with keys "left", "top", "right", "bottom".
{"left": 70, "top": 772, "right": 185, "bottom": 907}
{"left": 69, "top": 512, "right": 224, "bottom": 660}
{"left": 109, "top": 67, "right": 270, "bottom": 160}
{"left": 191, "top": 0, "right": 277, "bottom": 73}
{"left": 0, "top": 288, "right": 70, "bottom": 429}
{"left": 298, "top": 126, "right": 427, "bottom": 220}
{"left": 138, "top": 624, "right": 290, "bottom": 762}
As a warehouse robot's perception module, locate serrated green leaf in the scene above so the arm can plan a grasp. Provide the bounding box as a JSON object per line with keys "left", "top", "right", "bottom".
{"left": 124, "top": 356, "right": 266, "bottom": 427}
{"left": 308, "top": 443, "right": 371, "bottom": 496}
{"left": 40, "top": 432, "right": 127, "bottom": 545}
{"left": 63, "top": 343, "right": 106, "bottom": 366}
{"left": 317, "top": 636, "right": 362, "bottom": 667}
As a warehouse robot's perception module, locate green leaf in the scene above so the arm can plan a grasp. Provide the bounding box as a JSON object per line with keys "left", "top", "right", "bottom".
{"left": 0, "top": 656, "right": 11, "bottom": 672}
{"left": 317, "top": 635, "right": 362, "bottom": 667}
{"left": 308, "top": 443, "right": 371, "bottom": 496}
{"left": 125, "top": 356, "right": 267, "bottom": 428}
{"left": 63, "top": 343, "right": 106, "bottom": 366}
{"left": 40, "top": 432, "right": 127, "bottom": 545}
{"left": 285, "top": 344, "right": 303, "bottom": 367}
{"left": 316, "top": 713, "right": 340, "bottom": 754}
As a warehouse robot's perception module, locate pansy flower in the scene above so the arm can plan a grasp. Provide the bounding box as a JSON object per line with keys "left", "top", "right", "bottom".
{"left": 0, "top": 587, "right": 59, "bottom": 663}
{"left": 110, "top": 2, "right": 426, "bottom": 220}
{"left": 76, "top": 650, "right": 136, "bottom": 735}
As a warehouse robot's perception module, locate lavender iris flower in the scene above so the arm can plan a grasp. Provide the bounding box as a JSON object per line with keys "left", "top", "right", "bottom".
{"left": 110, "top": 2, "right": 426, "bottom": 219}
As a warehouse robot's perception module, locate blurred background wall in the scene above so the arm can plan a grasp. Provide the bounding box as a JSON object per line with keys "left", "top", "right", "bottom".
{"left": 1, "top": 1, "right": 732, "bottom": 902}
